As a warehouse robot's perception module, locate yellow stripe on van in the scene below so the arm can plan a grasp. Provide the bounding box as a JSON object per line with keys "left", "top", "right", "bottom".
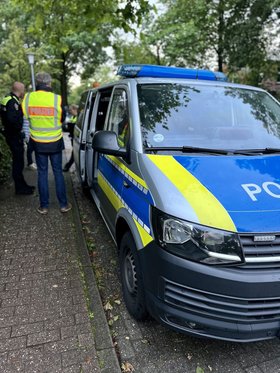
{"left": 148, "top": 155, "right": 236, "bottom": 232}
{"left": 134, "top": 218, "right": 153, "bottom": 247}
{"left": 98, "top": 172, "right": 123, "bottom": 211}
{"left": 98, "top": 171, "right": 153, "bottom": 248}
{"left": 107, "top": 155, "right": 148, "bottom": 189}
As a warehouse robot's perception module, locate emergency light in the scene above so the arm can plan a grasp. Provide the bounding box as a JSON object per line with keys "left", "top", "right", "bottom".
{"left": 117, "top": 64, "right": 227, "bottom": 81}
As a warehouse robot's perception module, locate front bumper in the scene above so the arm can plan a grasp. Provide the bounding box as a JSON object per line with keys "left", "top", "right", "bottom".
{"left": 139, "top": 242, "right": 280, "bottom": 342}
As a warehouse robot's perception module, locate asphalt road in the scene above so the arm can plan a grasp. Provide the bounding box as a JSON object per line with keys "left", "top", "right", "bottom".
{"left": 72, "top": 172, "right": 280, "bottom": 373}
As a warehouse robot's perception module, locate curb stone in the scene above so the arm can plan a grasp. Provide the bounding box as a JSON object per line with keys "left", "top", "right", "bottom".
{"left": 66, "top": 173, "right": 122, "bottom": 373}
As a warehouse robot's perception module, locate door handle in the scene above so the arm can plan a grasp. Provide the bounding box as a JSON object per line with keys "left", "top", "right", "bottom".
{"left": 123, "top": 181, "right": 130, "bottom": 188}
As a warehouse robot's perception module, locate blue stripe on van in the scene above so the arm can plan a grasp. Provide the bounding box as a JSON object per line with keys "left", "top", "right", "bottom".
{"left": 98, "top": 155, "right": 152, "bottom": 231}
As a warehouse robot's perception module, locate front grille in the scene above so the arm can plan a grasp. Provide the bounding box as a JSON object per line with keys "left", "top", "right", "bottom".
{"left": 239, "top": 233, "right": 280, "bottom": 268}
{"left": 164, "top": 279, "right": 280, "bottom": 322}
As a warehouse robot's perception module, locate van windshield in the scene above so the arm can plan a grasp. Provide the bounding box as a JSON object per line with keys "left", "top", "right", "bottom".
{"left": 137, "top": 83, "right": 280, "bottom": 152}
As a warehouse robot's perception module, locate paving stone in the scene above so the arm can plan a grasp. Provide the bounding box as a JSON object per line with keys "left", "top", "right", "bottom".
{"left": 245, "top": 366, "right": 264, "bottom": 373}
{"left": 0, "top": 275, "right": 19, "bottom": 285}
{"left": 45, "top": 315, "right": 76, "bottom": 332}
{"left": 44, "top": 337, "right": 79, "bottom": 354}
{"left": 0, "top": 327, "right": 11, "bottom": 339}
{"left": 5, "top": 279, "right": 32, "bottom": 290}
{"left": 0, "top": 336, "right": 26, "bottom": 352}
{"left": 27, "top": 330, "right": 61, "bottom": 347}
{"left": 62, "top": 349, "right": 83, "bottom": 367}
{"left": 259, "top": 358, "right": 280, "bottom": 373}
{"left": 0, "top": 289, "right": 18, "bottom": 300}
{"left": 11, "top": 321, "right": 44, "bottom": 337}
{"left": 0, "top": 160, "right": 119, "bottom": 373}
{"left": 1, "top": 295, "right": 31, "bottom": 307}
{"left": 0, "top": 315, "right": 30, "bottom": 328}
{"left": 61, "top": 322, "right": 91, "bottom": 339}
{"left": 78, "top": 332, "right": 95, "bottom": 348}
{"left": 61, "top": 365, "right": 82, "bottom": 373}
{"left": 0, "top": 306, "right": 15, "bottom": 317}
{"left": 75, "top": 312, "right": 90, "bottom": 325}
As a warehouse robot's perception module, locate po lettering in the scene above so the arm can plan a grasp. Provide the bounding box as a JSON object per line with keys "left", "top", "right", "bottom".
{"left": 242, "top": 182, "right": 280, "bottom": 201}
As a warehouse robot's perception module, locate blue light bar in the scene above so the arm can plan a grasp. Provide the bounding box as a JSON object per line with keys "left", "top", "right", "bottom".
{"left": 117, "top": 64, "right": 227, "bottom": 82}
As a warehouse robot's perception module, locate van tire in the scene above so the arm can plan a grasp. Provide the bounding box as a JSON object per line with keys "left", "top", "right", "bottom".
{"left": 119, "top": 232, "right": 148, "bottom": 321}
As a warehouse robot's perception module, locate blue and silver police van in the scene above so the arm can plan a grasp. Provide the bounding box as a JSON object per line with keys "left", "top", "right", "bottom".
{"left": 74, "top": 64, "right": 280, "bottom": 342}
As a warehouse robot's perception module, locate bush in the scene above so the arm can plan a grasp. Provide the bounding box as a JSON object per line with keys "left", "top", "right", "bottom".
{"left": 0, "top": 133, "right": 11, "bottom": 185}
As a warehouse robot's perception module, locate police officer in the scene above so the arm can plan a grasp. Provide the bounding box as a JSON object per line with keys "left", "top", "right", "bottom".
{"left": 63, "top": 104, "right": 78, "bottom": 172}
{"left": 0, "top": 82, "right": 34, "bottom": 194}
{"left": 22, "top": 72, "right": 71, "bottom": 215}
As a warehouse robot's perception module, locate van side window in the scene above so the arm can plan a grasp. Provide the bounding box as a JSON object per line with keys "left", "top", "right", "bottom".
{"left": 87, "top": 93, "right": 96, "bottom": 132}
{"left": 107, "top": 89, "right": 129, "bottom": 147}
{"left": 95, "top": 89, "right": 113, "bottom": 131}
{"left": 76, "top": 91, "right": 88, "bottom": 130}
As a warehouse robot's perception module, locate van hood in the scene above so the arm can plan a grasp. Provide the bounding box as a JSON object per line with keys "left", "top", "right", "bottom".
{"left": 145, "top": 154, "right": 280, "bottom": 233}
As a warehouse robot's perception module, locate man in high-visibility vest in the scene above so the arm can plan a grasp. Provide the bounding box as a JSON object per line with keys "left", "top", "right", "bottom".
{"left": 0, "top": 82, "right": 35, "bottom": 194}
{"left": 22, "top": 72, "right": 71, "bottom": 215}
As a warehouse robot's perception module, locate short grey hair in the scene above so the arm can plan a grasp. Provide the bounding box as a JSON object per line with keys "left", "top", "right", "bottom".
{"left": 35, "top": 72, "right": 52, "bottom": 85}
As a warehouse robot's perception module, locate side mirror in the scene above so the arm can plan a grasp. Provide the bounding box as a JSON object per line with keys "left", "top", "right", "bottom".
{"left": 92, "top": 130, "right": 127, "bottom": 158}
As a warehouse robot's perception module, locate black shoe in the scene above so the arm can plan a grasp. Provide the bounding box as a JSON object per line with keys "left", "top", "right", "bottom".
{"left": 63, "top": 166, "right": 70, "bottom": 172}
{"left": 15, "top": 187, "right": 34, "bottom": 195}
{"left": 26, "top": 185, "right": 36, "bottom": 191}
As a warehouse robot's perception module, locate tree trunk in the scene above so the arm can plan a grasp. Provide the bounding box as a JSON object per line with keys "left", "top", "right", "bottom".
{"left": 60, "top": 53, "right": 68, "bottom": 107}
{"left": 156, "top": 44, "right": 161, "bottom": 65}
{"left": 217, "top": 0, "right": 225, "bottom": 72}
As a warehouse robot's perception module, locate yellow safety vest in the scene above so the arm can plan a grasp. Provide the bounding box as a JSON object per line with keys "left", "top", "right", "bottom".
{"left": 22, "top": 91, "right": 63, "bottom": 143}
{"left": 69, "top": 115, "right": 76, "bottom": 124}
{"left": 1, "top": 95, "right": 19, "bottom": 107}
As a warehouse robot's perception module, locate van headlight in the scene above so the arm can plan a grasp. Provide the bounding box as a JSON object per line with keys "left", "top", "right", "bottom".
{"left": 152, "top": 208, "right": 244, "bottom": 265}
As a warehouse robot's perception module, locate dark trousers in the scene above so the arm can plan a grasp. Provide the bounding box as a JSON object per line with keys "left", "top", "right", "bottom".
{"left": 6, "top": 136, "right": 28, "bottom": 191}
{"left": 64, "top": 138, "right": 74, "bottom": 170}
{"left": 64, "top": 151, "right": 74, "bottom": 170}
{"left": 27, "top": 140, "right": 35, "bottom": 165}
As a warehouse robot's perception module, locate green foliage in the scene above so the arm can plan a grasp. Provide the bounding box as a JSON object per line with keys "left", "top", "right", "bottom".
{"left": 0, "top": 1, "right": 56, "bottom": 96}
{"left": 0, "top": 0, "right": 151, "bottom": 104}
{"left": 142, "top": 0, "right": 278, "bottom": 85}
{"left": 0, "top": 134, "right": 11, "bottom": 185}
{"left": 113, "top": 38, "right": 159, "bottom": 65}
{"left": 68, "top": 66, "right": 118, "bottom": 105}
{"left": 11, "top": 0, "right": 151, "bottom": 104}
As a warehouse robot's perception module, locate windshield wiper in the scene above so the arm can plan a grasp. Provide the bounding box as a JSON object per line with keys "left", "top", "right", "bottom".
{"left": 144, "top": 146, "right": 230, "bottom": 155}
{"left": 232, "top": 148, "right": 280, "bottom": 155}
{"left": 145, "top": 146, "right": 280, "bottom": 155}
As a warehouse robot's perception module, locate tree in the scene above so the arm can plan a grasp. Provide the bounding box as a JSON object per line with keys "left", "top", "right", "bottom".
{"left": 13, "top": 0, "right": 151, "bottom": 105}
{"left": 113, "top": 37, "right": 159, "bottom": 66}
{"left": 146, "top": 0, "right": 278, "bottom": 84}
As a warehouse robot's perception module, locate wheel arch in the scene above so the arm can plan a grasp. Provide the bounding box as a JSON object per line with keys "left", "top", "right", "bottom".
{"left": 115, "top": 208, "right": 144, "bottom": 252}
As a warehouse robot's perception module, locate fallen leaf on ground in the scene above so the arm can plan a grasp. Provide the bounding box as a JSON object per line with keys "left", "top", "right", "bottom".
{"left": 104, "top": 301, "right": 113, "bottom": 311}
{"left": 121, "top": 362, "right": 134, "bottom": 372}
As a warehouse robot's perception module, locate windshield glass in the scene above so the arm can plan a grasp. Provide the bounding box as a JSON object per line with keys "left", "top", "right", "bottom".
{"left": 137, "top": 83, "right": 280, "bottom": 151}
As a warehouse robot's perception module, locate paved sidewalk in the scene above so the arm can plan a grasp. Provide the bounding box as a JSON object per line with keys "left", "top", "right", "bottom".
{"left": 0, "top": 160, "right": 120, "bottom": 372}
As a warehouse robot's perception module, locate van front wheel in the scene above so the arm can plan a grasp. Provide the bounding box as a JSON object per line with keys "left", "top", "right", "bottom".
{"left": 119, "top": 232, "right": 148, "bottom": 320}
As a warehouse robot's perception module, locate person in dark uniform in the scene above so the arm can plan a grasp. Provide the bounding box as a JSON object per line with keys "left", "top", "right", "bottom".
{"left": 0, "top": 82, "right": 34, "bottom": 194}
{"left": 63, "top": 104, "right": 78, "bottom": 172}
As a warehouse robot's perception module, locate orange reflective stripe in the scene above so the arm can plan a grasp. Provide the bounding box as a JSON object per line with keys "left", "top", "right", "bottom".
{"left": 28, "top": 107, "right": 55, "bottom": 116}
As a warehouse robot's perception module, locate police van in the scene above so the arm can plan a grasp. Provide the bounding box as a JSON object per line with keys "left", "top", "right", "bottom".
{"left": 73, "top": 64, "right": 280, "bottom": 342}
